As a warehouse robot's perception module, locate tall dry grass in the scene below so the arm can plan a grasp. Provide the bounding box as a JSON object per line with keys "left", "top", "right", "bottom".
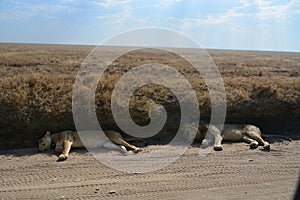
{"left": 0, "top": 44, "right": 299, "bottom": 149}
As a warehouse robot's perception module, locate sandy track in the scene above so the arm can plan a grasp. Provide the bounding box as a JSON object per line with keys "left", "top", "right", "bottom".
{"left": 0, "top": 140, "right": 299, "bottom": 199}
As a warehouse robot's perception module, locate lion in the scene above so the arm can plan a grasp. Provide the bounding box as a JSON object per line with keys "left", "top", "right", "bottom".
{"left": 38, "top": 130, "right": 142, "bottom": 161}
{"left": 182, "top": 123, "right": 270, "bottom": 151}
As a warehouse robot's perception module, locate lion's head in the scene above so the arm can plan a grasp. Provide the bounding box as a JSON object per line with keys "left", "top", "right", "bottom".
{"left": 38, "top": 131, "right": 52, "bottom": 151}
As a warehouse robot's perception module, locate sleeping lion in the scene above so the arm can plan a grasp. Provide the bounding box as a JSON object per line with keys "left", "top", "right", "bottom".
{"left": 38, "top": 130, "right": 142, "bottom": 161}
{"left": 182, "top": 123, "right": 270, "bottom": 151}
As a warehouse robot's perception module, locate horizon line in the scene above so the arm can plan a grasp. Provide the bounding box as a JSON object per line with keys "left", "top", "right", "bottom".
{"left": 0, "top": 42, "right": 299, "bottom": 53}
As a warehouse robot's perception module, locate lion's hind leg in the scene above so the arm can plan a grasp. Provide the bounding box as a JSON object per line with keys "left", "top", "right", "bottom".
{"left": 242, "top": 135, "right": 259, "bottom": 149}
{"left": 244, "top": 125, "right": 270, "bottom": 150}
{"left": 102, "top": 141, "right": 128, "bottom": 155}
{"left": 106, "top": 131, "right": 142, "bottom": 153}
{"left": 114, "top": 139, "right": 142, "bottom": 153}
{"left": 249, "top": 134, "right": 270, "bottom": 150}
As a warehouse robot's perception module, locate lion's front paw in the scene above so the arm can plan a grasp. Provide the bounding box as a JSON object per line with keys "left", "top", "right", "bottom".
{"left": 120, "top": 146, "right": 128, "bottom": 155}
{"left": 214, "top": 145, "right": 223, "bottom": 151}
{"left": 263, "top": 143, "right": 270, "bottom": 150}
{"left": 133, "top": 148, "right": 142, "bottom": 153}
{"left": 249, "top": 141, "right": 259, "bottom": 149}
{"left": 57, "top": 154, "right": 68, "bottom": 162}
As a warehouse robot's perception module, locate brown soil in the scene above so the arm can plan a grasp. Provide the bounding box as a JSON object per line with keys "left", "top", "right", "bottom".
{"left": 0, "top": 140, "right": 299, "bottom": 199}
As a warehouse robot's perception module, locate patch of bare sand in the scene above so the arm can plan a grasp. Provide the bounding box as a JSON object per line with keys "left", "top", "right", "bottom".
{"left": 0, "top": 139, "right": 299, "bottom": 199}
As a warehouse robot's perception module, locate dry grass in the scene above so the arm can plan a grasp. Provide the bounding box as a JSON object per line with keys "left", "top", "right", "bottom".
{"left": 0, "top": 43, "right": 299, "bottom": 149}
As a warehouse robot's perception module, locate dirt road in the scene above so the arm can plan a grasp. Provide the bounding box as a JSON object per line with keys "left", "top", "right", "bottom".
{"left": 0, "top": 139, "right": 299, "bottom": 199}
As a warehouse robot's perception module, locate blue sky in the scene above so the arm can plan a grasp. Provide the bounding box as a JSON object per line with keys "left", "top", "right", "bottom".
{"left": 0, "top": 0, "right": 300, "bottom": 51}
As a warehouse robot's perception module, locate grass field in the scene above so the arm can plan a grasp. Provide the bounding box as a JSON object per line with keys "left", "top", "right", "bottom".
{"left": 0, "top": 43, "right": 299, "bottom": 149}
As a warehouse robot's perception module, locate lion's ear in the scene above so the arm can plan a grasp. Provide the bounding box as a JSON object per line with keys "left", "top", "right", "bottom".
{"left": 45, "top": 131, "right": 51, "bottom": 137}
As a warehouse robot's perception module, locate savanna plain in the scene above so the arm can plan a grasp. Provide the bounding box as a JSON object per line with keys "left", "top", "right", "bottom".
{"left": 0, "top": 43, "right": 299, "bottom": 199}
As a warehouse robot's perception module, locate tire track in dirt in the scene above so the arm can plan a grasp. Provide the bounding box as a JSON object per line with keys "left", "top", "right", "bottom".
{"left": 0, "top": 140, "right": 299, "bottom": 199}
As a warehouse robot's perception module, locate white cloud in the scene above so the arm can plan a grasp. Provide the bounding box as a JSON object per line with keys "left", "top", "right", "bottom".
{"left": 1, "top": 1, "right": 76, "bottom": 20}
{"left": 94, "top": 0, "right": 135, "bottom": 27}
{"left": 89, "top": 0, "right": 131, "bottom": 9}
{"left": 161, "top": 0, "right": 182, "bottom": 4}
{"left": 26, "top": 4, "right": 75, "bottom": 14}
{"left": 169, "top": 0, "right": 299, "bottom": 29}
{"left": 173, "top": 1, "right": 251, "bottom": 27}
{"left": 97, "top": 6, "right": 131, "bottom": 25}
{"left": 255, "top": 0, "right": 299, "bottom": 21}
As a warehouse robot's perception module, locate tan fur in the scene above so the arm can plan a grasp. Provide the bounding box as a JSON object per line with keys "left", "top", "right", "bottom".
{"left": 38, "top": 130, "right": 142, "bottom": 161}
{"left": 182, "top": 123, "right": 270, "bottom": 151}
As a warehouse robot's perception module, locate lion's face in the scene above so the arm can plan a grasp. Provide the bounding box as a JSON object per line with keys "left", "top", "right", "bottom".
{"left": 38, "top": 131, "right": 51, "bottom": 151}
{"left": 181, "top": 123, "right": 198, "bottom": 143}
